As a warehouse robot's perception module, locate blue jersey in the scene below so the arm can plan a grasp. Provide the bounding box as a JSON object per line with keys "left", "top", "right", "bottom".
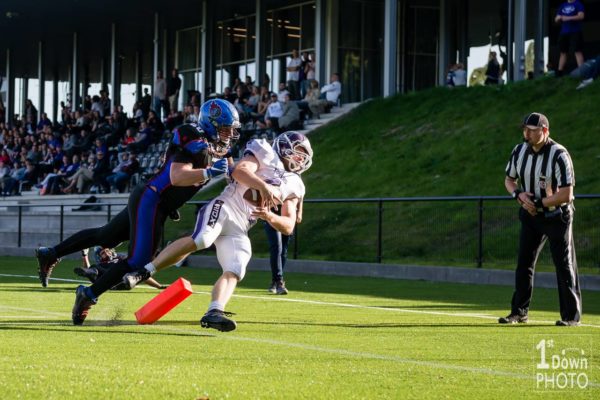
{"left": 557, "top": 1, "right": 584, "bottom": 34}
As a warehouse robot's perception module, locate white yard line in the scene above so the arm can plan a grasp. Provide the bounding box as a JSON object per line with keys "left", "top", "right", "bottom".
{"left": 1, "top": 273, "right": 599, "bottom": 328}
{"left": 0, "top": 310, "right": 598, "bottom": 388}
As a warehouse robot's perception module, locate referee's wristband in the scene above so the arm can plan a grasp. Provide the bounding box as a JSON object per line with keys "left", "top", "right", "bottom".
{"left": 534, "top": 198, "right": 544, "bottom": 209}
{"left": 512, "top": 189, "right": 523, "bottom": 199}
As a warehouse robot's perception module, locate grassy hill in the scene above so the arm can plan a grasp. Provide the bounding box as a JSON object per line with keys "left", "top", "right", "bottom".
{"left": 167, "top": 77, "right": 600, "bottom": 272}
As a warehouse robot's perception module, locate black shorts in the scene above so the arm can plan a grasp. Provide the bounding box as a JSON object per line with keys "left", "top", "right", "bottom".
{"left": 559, "top": 31, "right": 584, "bottom": 53}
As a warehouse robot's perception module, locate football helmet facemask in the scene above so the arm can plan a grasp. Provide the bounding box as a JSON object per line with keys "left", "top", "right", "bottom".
{"left": 273, "top": 131, "right": 313, "bottom": 174}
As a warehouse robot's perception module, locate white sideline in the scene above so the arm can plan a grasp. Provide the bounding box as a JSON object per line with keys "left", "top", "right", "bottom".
{"left": 1, "top": 273, "right": 599, "bottom": 328}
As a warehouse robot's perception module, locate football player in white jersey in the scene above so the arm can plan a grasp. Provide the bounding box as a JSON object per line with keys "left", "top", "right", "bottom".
{"left": 122, "top": 131, "right": 313, "bottom": 332}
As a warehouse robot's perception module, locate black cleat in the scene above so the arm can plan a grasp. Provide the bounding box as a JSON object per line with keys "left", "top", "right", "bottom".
{"left": 276, "top": 281, "right": 288, "bottom": 295}
{"left": 122, "top": 269, "right": 152, "bottom": 290}
{"left": 35, "top": 247, "right": 60, "bottom": 287}
{"left": 72, "top": 285, "right": 97, "bottom": 325}
{"left": 555, "top": 320, "right": 580, "bottom": 326}
{"left": 73, "top": 267, "right": 99, "bottom": 283}
{"left": 200, "top": 310, "right": 237, "bottom": 332}
{"left": 498, "top": 314, "right": 528, "bottom": 324}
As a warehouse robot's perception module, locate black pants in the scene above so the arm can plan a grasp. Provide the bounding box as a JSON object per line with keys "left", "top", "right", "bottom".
{"left": 54, "top": 208, "right": 130, "bottom": 258}
{"left": 511, "top": 206, "right": 582, "bottom": 321}
{"left": 264, "top": 221, "right": 291, "bottom": 283}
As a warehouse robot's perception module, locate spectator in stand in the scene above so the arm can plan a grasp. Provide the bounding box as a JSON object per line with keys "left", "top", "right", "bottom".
{"left": 485, "top": 51, "right": 501, "bottom": 85}
{"left": 90, "top": 95, "right": 104, "bottom": 118}
{"left": 106, "top": 152, "right": 140, "bottom": 193}
{"left": 0, "top": 148, "right": 11, "bottom": 165}
{"left": 120, "top": 128, "right": 136, "bottom": 151}
{"left": 257, "top": 93, "right": 284, "bottom": 130}
{"left": 64, "top": 153, "right": 98, "bottom": 194}
{"left": 232, "top": 77, "right": 244, "bottom": 94}
{"left": 0, "top": 160, "right": 11, "bottom": 195}
{"left": 453, "top": 63, "right": 467, "bottom": 86}
{"left": 320, "top": 73, "right": 342, "bottom": 108}
{"left": 127, "top": 122, "right": 151, "bottom": 154}
{"left": 223, "top": 87, "right": 236, "bottom": 104}
{"left": 277, "top": 82, "right": 290, "bottom": 103}
{"left": 2, "top": 161, "right": 26, "bottom": 196}
{"left": 93, "top": 149, "right": 112, "bottom": 193}
{"left": 153, "top": 70, "right": 167, "bottom": 120}
{"left": 297, "top": 79, "right": 324, "bottom": 119}
{"left": 233, "top": 87, "right": 250, "bottom": 123}
{"left": 167, "top": 68, "right": 182, "bottom": 113}
{"left": 246, "top": 86, "right": 261, "bottom": 117}
{"left": 83, "top": 95, "right": 92, "bottom": 112}
{"left": 21, "top": 160, "right": 39, "bottom": 191}
{"left": 299, "top": 52, "right": 309, "bottom": 99}
{"left": 278, "top": 93, "right": 302, "bottom": 131}
{"left": 46, "top": 154, "right": 80, "bottom": 195}
{"left": 302, "top": 53, "right": 316, "bottom": 99}
{"left": 100, "top": 90, "right": 111, "bottom": 119}
{"left": 141, "top": 88, "right": 152, "bottom": 117}
{"left": 146, "top": 110, "right": 165, "bottom": 142}
{"left": 576, "top": 54, "right": 600, "bottom": 89}
{"left": 26, "top": 143, "right": 43, "bottom": 164}
{"left": 286, "top": 49, "right": 302, "bottom": 100}
{"left": 244, "top": 76, "right": 255, "bottom": 93}
{"left": 36, "top": 113, "right": 52, "bottom": 133}
{"left": 25, "top": 100, "right": 38, "bottom": 125}
{"left": 555, "top": 0, "right": 585, "bottom": 77}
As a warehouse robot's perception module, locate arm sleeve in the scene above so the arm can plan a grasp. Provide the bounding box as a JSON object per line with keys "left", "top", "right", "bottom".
{"left": 505, "top": 145, "right": 519, "bottom": 179}
{"left": 555, "top": 151, "right": 575, "bottom": 188}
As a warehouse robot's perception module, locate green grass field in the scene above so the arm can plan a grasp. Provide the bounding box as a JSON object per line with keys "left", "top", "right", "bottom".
{"left": 1, "top": 256, "right": 598, "bottom": 399}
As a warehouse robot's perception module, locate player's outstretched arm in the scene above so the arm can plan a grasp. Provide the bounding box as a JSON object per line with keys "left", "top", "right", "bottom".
{"left": 170, "top": 162, "right": 211, "bottom": 187}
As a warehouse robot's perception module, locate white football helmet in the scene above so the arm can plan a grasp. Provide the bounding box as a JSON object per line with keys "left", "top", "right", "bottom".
{"left": 273, "top": 131, "right": 313, "bottom": 174}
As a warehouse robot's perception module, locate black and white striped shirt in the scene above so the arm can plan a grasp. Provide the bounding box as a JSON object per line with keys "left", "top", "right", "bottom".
{"left": 505, "top": 139, "right": 575, "bottom": 201}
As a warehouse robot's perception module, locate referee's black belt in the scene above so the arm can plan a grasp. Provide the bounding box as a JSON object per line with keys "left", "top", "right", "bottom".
{"left": 534, "top": 203, "right": 572, "bottom": 218}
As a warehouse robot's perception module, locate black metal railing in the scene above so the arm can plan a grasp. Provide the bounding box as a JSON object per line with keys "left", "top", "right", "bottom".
{"left": 4, "top": 195, "right": 600, "bottom": 269}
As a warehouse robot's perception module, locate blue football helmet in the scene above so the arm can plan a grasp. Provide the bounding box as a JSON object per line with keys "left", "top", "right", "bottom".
{"left": 273, "top": 131, "right": 313, "bottom": 174}
{"left": 199, "top": 99, "right": 241, "bottom": 144}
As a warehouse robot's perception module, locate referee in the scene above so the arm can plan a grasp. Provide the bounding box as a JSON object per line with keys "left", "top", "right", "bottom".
{"left": 500, "top": 112, "right": 581, "bottom": 326}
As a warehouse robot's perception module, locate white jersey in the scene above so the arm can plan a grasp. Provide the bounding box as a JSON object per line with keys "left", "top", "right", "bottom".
{"left": 191, "top": 138, "right": 305, "bottom": 280}
{"left": 219, "top": 138, "right": 305, "bottom": 229}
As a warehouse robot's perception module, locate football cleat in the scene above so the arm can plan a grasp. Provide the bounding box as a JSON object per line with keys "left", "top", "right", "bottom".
{"left": 268, "top": 282, "right": 277, "bottom": 294}
{"left": 122, "top": 269, "right": 151, "bottom": 290}
{"left": 498, "top": 314, "right": 528, "bottom": 324}
{"left": 200, "top": 310, "right": 237, "bottom": 332}
{"left": 35, "top": 247, "right": 60, "bottom": 287}
{"left": 555, "top": 320, "right": 580, "bottom": 327}
{"left": 72, "top": 285, "right": 97, "bottom": 325}
{"left": 73, "top": 267, "right": 99, "bottom": 283}
{"left": 276, "top": 281, "right": 288, "bottom": 295}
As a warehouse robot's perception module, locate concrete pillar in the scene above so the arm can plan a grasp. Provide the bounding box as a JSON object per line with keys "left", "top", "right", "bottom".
{"left": 37, "top": 41, "right": 45, "bottom": 121}
{"left": 71, "top": 32, "right": 78, "bottom": 112}
{"left": 110, "top": 23, "right": 117, "bottom": 110}
{"left": 506, "top": 0, "right": 513, "bottom": 82}
{"left": 383, "top": 0, "right": 398, "bottom": 96}
{"left": 135, "top": 51, "right": 142, "bottom": 102}
{"left": 22, "top": 78, "right": 28, "bottom": 118}
{"left": 314, "top": 0, "right": 327, "bottom": 86}
{"left": 437, "top": 0, "right": 449, "bottom": 87}
{"left": 255, "top": 0, "right": 266, "bottom": 90}
{"left": 513, "top": 0, "right": 526, "bottom": 81}
{"left": 52, "top": 75, "right": 58, "bottom": 124}
{"left": 534, "top": 0, "right": 545, "bottom": 77}
{"left": 5, "top": 49, "right": 12, "bottom": 127}
{"left": 153, "top": 13, "right": 160, "bottom": 91}
{"left": 200, "top": 0, "right": 214, "bottom": 103}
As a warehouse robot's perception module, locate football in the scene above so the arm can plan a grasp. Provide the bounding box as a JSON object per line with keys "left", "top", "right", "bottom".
{"left": 242, "top": 188, "right": 282, "bottom": 206}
